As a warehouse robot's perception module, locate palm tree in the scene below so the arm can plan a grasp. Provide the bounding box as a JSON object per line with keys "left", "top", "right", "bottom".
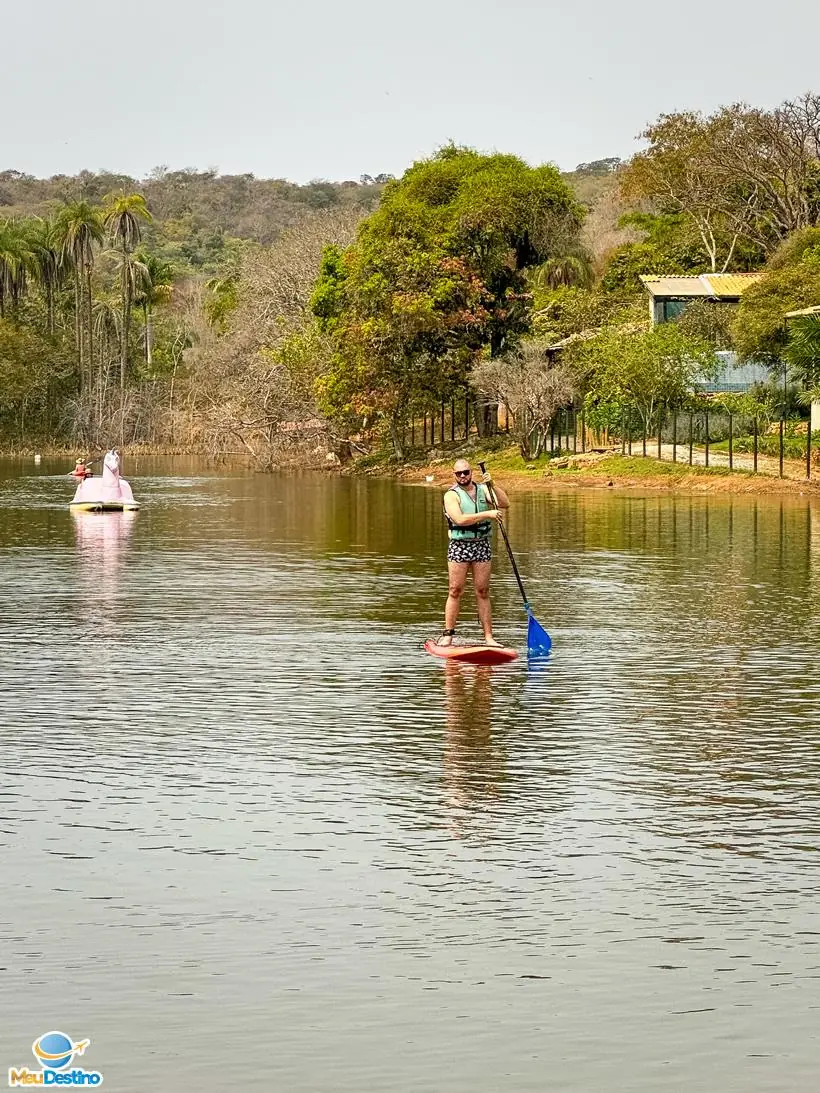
{"left": 26, "top": 217, "right": 64, "bottom": 335}
{"left": 783, "top": 314, "right": 820, "bottom": 405}
{"left": 204, "top": 269, "right": 239, "bottom": 330}
{"left": 91, "top": 295, "right": 122, "bottom": 434}
{"left": 532, "top": 253, "right": 595, "bottom": 291}
{"left": 55, "top": 201, "right": 104, "bottom": 390}
{"left": 103, "top": 192, "right": 152, "bottom": 391}
{"left": 134, "top": 252, "right": 174, "bottom": 365}
{"left": 0, "top": 219, "right": 33, "bottom": 318}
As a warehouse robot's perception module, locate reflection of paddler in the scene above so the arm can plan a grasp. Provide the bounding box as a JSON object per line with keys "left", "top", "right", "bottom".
{"left": 442, "top": 662, "right": 505, "bottom": 830}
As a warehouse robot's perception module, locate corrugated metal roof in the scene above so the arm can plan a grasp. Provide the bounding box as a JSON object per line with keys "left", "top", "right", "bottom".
{"left": 701, "top": 273, "right": 762, "bottom": 297}
{"left": 640, "top": 273, "right": 762, "bottom": 298}
{"left": 640, "top": 276, "right": 711, "bottom": 297}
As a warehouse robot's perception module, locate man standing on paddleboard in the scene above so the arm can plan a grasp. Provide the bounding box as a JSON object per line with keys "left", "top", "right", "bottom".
{"left": 439, "top": 459, "right": 509, "bottom": 647}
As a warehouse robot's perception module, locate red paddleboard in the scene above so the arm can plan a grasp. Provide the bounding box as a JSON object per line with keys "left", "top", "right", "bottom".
{"left": 424, "top": 639, "right": 518, "bottom": 665}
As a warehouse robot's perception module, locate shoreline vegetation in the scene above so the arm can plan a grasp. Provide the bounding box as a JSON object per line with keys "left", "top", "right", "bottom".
{"left": 2, "top": 90, "right": 820, "bottom": 473}
{"left": 6, "top": 439, "right": 819, "bottom": 498}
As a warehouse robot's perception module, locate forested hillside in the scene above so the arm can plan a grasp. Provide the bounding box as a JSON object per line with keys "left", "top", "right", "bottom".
{"left": 0, "top": 168, "right": 387, "bottom": 272}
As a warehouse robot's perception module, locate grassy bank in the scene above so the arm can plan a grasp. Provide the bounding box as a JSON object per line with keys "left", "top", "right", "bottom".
{"left": 356, "top": 442, "right": 820, "bottom": 496}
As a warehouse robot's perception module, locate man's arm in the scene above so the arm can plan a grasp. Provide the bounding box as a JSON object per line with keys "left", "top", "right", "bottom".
{"left": 444, "top": 490, "right": 500, "bottom": 527}
{"left": 483, "top": 481, "right": 510, "bottom": 509}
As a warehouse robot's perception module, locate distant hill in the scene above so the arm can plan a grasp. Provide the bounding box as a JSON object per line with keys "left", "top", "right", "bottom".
{"left": 561, "top": 157, "right": 622, "bottom": 208}
{"left": 561, "top": 158, "right": 632, "bottom": 264}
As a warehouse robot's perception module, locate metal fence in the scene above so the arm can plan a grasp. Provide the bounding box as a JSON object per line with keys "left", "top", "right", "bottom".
{"left": 549, "top": 405, "right": 817, "bottom": 481}
{"left": 402, "top": 392, "right": 510, "bottom": 450}
{"left": 403, "top": 396, "right": 818, "bottom": 481}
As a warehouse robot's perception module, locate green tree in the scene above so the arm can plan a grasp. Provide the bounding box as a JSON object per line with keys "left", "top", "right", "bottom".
{"left": 104, "top": 192, "right": 152, "bottom": 390}
{"left": 766, "top": 226, "right": 820, "bottom": 270}
{"left": 570, "top": 323, "right": 717, "bottom": 431}
{"left": 731, "top": 251, "right": 820, "bottom": 363}
{"left": 600, "top": 241, "right": 687, "bottom": 294}
{"left": 0, "top": 318, "right": 74, "bottom": 441}
{"left": 674, "top": 299, "right": 735, "bottom": 349}
{"left": 620, "top": 111, "right": 752, "bottom": 271}
{"left": 314, "top": 235, "right": 491, "bottom": 456}
{"left": 622, "top": 96, "right": 820, "bottom": 264}
{"left": 0, "top": 219, "right": 32, "bottom": 318}
{"left": 134, "top": 252, "right": 174, "bottom": 365}
{"left": 384, "top": 145, "right": 583, "bottom": 358}
{"left": 531, "top": 252, "right": 594, "bottom": 290}
{"left": 25, "top": 217, "right": 64, "bottom": 335}
{"left": 204, "top": 271, "right": 240, "bottom": 331}
{"left": 783, "top": 314, "right": 820, "bottom": 403}
{"left": 313, "top": 145, "right": 583, "bottom": 445}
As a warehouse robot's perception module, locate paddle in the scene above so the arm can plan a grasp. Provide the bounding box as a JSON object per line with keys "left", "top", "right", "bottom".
{"left": 479, "top": 460, "right": 552, "bottom": 654}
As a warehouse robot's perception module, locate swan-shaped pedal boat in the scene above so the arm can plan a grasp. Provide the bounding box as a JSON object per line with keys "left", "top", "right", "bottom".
{"left": 70, "top": 449, "right": 140, "bottom": 512}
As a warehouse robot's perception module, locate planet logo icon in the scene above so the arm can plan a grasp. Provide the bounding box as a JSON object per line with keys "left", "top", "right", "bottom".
{"left": 32, "top": 1032, "right": 91, "bottom": 1071}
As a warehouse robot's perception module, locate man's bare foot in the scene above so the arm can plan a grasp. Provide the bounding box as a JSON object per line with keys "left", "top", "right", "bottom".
{"left": 483, "top": 635, "right": 502, "bottom": 647}
{"left": 439, "top": 629, "right": 456, "bottom": 647}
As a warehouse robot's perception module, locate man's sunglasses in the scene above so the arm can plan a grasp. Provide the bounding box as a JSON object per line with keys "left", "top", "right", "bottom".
{"left": 455, "top": 469, "right": 472, "bottom": 477}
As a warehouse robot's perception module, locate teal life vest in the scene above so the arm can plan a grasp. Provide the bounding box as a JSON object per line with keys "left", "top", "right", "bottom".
{"left": 445, "top": 483, "right": 492, "bottom": 540}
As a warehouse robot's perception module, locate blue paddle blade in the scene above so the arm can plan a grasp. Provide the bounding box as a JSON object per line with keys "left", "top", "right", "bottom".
{"left": 527, "top": 611, "right": 552, "bottom": 654}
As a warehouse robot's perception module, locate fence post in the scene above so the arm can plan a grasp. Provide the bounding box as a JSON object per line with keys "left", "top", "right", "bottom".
{"left": 779, "top": 418, "right": 784, "bottom": 478}
{"left": 672, "top": 411, "right": 677, "bottom": 463}
{"left": 573, "top": 406, "right": 578, "bottom": 453}
{"left": 705, "top": 411, "right": 710, "bottom": 468}
{"left": 753, "top": 418, "right": 758, "bottom": 473}
{"left": 688, "top": 414, "right": 694, "bottom": 465}
{"left": 621, "top": 412, "right": 625, "bottom": 455}
{"left": 657, "top": 409, "right": 662, "bottom": 460}
{"left": 642, "top": 417, "right": 647, "bottom": 457}
{"left": 550, "top": 418, "right": 555, "bottom": 455}
{"left": 728, "top": 413, "right": 733, "bottom": 470}
{"left": 441, "top": 400, "right": 445, "bottom": 443}
{"left": 628, "top": 409, "right": 633, "bottom": 456}
{"left": 451, "top": 398, "right": 455, "bottom": 443}
{"left": 464, "top": 392, "right": 469, "bottom": 439}
{"left": 423, "top": 412, "right": 427, "bottom": 447}
{"left": 581, "top": 408, "right": 586, "bottom": 453}
{"left": 808, "top": 421, "right": 812, "bottom": 480}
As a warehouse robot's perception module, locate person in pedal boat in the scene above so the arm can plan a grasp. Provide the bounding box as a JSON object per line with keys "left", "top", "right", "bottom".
{"left": 71, "top": 458, "right": 92, "bottom": 479}
{"left": 439, "top": 459, "right": 509, "bottom": 647}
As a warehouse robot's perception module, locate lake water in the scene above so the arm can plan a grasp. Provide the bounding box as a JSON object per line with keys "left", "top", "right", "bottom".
{"left": 1, "top": 457, "right": 819, "bottom": 1092}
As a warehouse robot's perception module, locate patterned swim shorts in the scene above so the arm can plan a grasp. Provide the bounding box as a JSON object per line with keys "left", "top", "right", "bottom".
{"left": 447, "top": 537, "right": 492, "bottom": 564}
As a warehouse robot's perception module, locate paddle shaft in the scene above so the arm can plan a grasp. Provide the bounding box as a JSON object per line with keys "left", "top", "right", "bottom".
{"left": 478, "top": 461, "right": 529, "bottom": 608}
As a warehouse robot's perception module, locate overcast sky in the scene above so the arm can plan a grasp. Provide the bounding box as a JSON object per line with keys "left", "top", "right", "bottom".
{"left": 5, "top": 0, "right": 819, "bottom": 182}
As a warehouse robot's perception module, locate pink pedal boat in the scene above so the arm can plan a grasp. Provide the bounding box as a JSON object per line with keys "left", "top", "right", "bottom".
{"left": 70, "top": 449, "right": 140, "bottom": 512}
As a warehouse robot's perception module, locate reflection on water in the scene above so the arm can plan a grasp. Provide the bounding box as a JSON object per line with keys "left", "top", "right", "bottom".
{"left": 72, "top": 510, "right": 136, "bottom": 636}
{"left": 1, "top": 458, "right": 820, "bottom": 1092}
{"left": 442, "top": 664, "right": 504, "bottom": 836}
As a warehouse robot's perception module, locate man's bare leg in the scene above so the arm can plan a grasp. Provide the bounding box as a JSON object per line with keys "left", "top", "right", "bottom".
{"left": 443, "top": 561, "right": 469, "bottom": 644}
{"left": 472, "top": 561, "right": 500, "bottom": 645}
